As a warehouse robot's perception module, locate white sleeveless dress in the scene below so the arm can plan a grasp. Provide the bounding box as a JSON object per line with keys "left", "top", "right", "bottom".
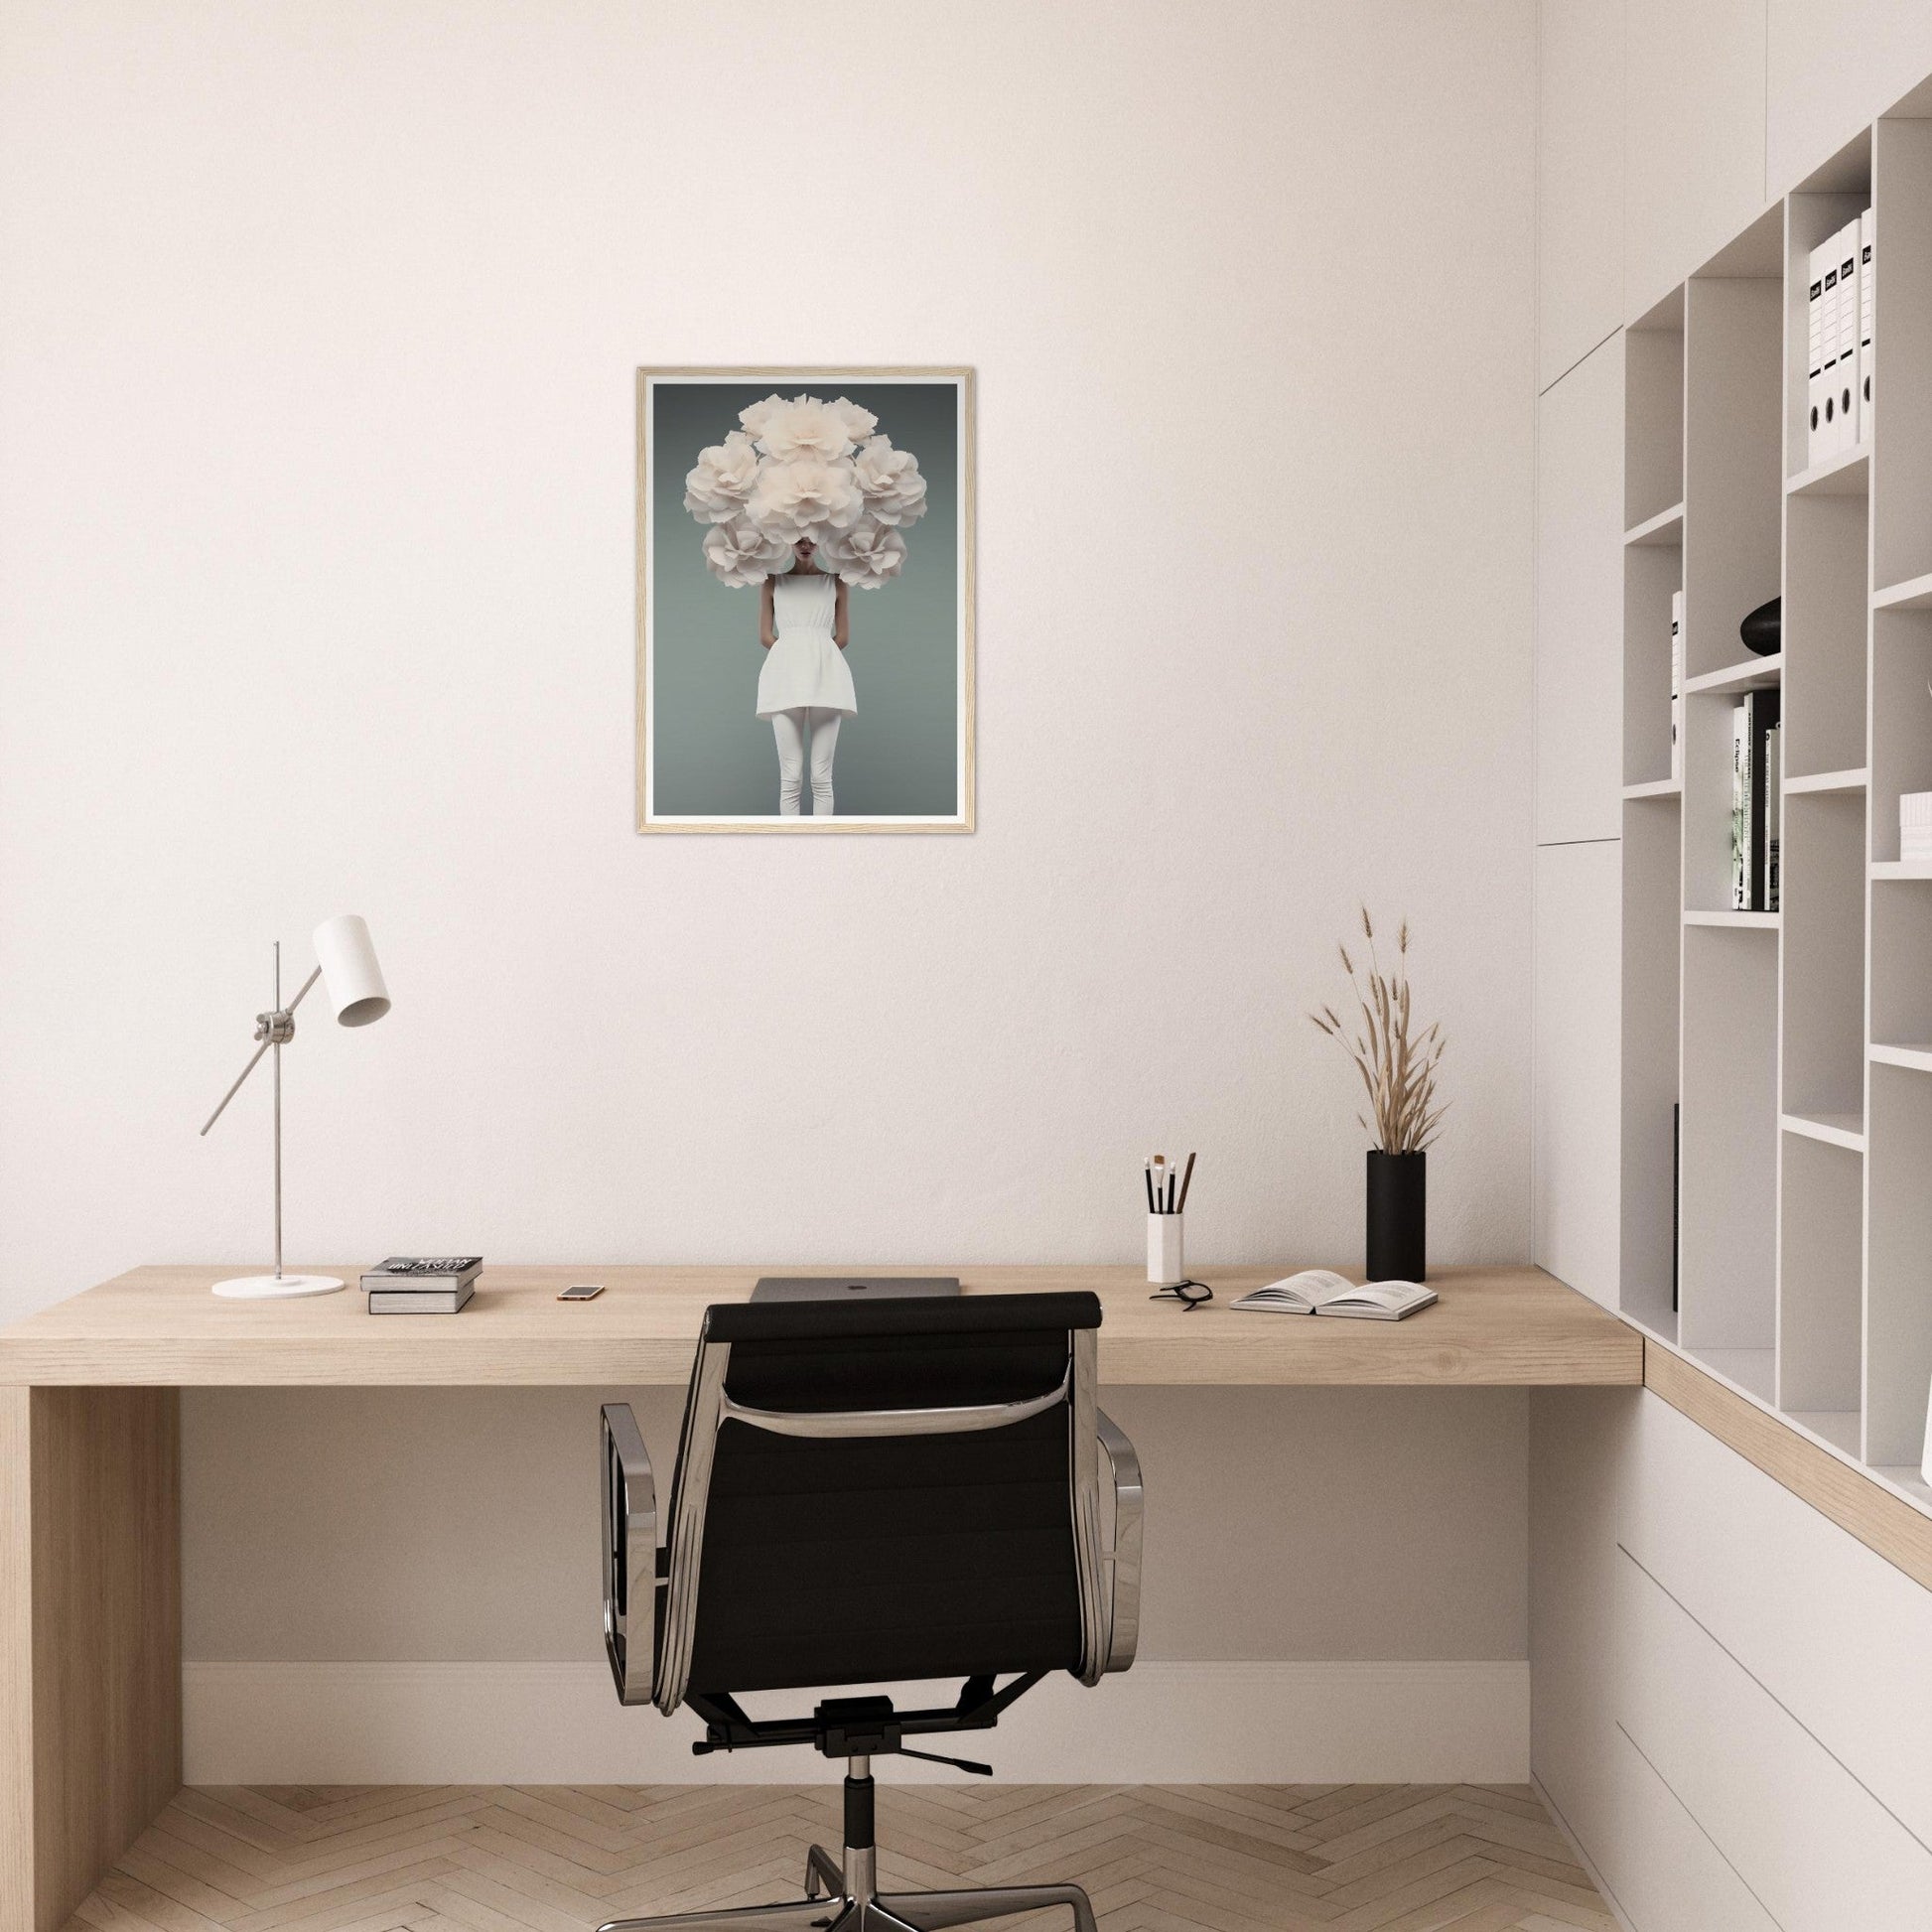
{"left": 757, "top": 572, "right": 856, "bottom": 719}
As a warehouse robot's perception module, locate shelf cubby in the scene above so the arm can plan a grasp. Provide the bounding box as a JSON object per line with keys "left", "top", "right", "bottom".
{"left": 1866, "top": 1063, "right": 1932, "bottom": 1466}
{"left": 1868, "top": 608, "right": 1932, "bottom": 861}
{"left": 1625, "top": 288, "right": 1684, "bottom": 532}
{"left": 1776, "top": 1133, "right": 1863, "bottom": 1432}
{"left": 1872, "top": 113, "right": 1932, "bottom": 592}
{"left": 1784, "top": 494, "right": 1868, "bottom": 776}
{"left": 1869, "top": 874, "right": 1932, "bottom": 1049}
{"left": 1683, "top": 677, "right": 1779, "bottom": 915}
{"left": 1622, "top": 538, "right": 1681, "bottom": 787}
{"left": 1683, "top": 245, "right": 1782, "bottom": 683}
{"left": 1779, "top": 790, "right": 1866, "bottom": 1120}
{"left": 1678, "top": 925, "right": 1779, "bottom": 1362}
{"left": 1620, "top": 792, "right": 1682, "bottom": 1341}
{"left": 1786, "top": 153, "right": 1870, "bottom": 482}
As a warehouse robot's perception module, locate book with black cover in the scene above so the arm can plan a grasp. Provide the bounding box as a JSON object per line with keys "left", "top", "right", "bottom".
{"left": 1672, "top": 1102, "right": 1681, "bottom": 1314}
{"left": 1745, "top": 689, "right": 1780, "bottom": 909}
{"left": 361, "top": 1256, "right": 483, "bottom": 1291}
{"left": 368, "top": 1281, "right": 475, "bottom": 1314}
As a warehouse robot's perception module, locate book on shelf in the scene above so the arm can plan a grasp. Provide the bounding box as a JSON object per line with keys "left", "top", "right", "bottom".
{"left": 1835, "top": 218, "right": 1861, "bottom": 455}
{"left": 1765, "top": 721, "right": 1781, "bottom": 912}
{"left": 1807, "top": 239, "right": 1828, "bottom": 465}
{"left": 1728, "top": 689, "right": 1781, "bottom": 911}
{"left": 1230, "top": 1271, "right": 1437, "bottom": 1320}
{"left": 1730, "top": 703, "right": 1749, "bottom": 907}
{"left": 1670, "top": 590, "right": 1683, "bottom": 780}
{"left": 1859, "top": 207, "right": 1874, "bottom": 442}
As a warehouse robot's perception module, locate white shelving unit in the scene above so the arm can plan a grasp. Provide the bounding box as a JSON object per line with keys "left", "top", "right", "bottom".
{"left": 1619, "top": 108, "right": 1932, "bottom": 1518}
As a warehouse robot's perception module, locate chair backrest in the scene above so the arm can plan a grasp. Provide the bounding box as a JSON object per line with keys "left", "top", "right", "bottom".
{"left": 652, "top": 1292, "right": 1106, "bottom": 1713}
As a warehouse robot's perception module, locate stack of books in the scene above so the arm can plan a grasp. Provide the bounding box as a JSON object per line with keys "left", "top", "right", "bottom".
{"left": 1729, "top": 690, "right": 1781, "bottom": 912}
{"left": 361, "top": 1256, "right": 483, "bottom": 1313}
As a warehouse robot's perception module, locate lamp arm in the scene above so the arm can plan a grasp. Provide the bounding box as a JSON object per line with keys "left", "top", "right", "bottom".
{"left": 284, "top": 964, "right": 323, "bottom": 1015}
{"left": 198, "top": 965, "right": 323, "bottom": 1136}
{"left": 200, "top": 1039, "right": 272, "bottom": 1136}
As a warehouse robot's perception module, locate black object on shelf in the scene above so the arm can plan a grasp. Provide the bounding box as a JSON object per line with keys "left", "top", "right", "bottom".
{"left": 1740, "top": 595, "right": 1781, "bottom": 656}
{"left": 1366, "top": 1149, "right": 1426, "bottom": 1283}
{"left": 1672, "top": 1102, "right": 1681, "bottom": 1314}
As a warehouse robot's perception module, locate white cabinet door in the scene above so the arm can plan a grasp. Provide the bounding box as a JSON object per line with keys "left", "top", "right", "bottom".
{"left": 1536, "top": 337, "right": 1624, "bottom": 844}
{"left": 1538, "top": 0, "right": 1624, "bottom": 389}
{"left": 1625, "top": 0, "right": 1768, "bottom": 316}
{"left": 1768, "top": 0, "right": 1932, "bottom": 196}
{"left": 1533, "top": 841, "right": 1621, "bottom": 1306}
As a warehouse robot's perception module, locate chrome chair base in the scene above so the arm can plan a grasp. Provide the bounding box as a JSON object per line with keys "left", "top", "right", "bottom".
{"left": 596, "top": 1843, "right": 1098, "bottom": 1932}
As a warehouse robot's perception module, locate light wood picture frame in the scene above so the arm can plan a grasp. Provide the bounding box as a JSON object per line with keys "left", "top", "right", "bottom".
{"left": 635, "top": 367, "right": 975, "bottom": 833}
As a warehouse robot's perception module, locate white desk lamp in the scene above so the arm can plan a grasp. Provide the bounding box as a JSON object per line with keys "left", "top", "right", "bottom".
{"left": 200, "top": 914, "right": 391, "bottom": 1299}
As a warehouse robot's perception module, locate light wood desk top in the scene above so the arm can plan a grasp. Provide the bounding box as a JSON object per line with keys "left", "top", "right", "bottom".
{"left": 0, "top": 1263, "right": 1640, "bottom": 1387}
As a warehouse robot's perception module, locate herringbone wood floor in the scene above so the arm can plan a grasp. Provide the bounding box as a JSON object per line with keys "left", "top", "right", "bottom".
{"left": 67, "top": 1785, "right": 1615, "bottom": 1932}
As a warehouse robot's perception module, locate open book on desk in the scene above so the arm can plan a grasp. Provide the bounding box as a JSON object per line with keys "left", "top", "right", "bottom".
{"left": 1230, "top": 1270, "right": 1437, "bottom": 1320}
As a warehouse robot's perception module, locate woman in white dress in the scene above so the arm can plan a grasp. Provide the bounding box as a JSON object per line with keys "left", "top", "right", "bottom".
{"left": 757, "top": 537, "right": 854, "bottom": 816}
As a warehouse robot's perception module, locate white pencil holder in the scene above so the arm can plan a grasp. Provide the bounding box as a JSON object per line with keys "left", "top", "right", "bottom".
{"left": 1147, "top": 1213, "right": 1185, "bottom": 1286}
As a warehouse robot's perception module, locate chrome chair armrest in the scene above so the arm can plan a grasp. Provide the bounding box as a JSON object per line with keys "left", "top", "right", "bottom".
{"left": 719, "top": 1366, "right": 1068, "bottom": 1440}
{"left": 1095, "top": 1408, "right": 1143, "bottom": 1672}
{"left": 601, "top": 1403, "right": 659, "bottom": 1707}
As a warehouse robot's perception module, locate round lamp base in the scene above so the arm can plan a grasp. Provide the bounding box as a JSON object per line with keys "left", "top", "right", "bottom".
{"left": 210, "top": 1273, "right": 345, "bottom": 1300}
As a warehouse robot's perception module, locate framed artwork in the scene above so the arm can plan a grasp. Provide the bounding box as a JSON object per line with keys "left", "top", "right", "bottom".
{"left": 635, "top": 367, "right": 974, "bottom": 833}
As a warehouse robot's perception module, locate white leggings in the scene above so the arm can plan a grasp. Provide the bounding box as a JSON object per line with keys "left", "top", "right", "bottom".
{"left": 770, "top": 707, "right": 843, "bottom": 816}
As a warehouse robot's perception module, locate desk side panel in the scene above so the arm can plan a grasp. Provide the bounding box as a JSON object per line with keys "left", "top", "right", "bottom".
{"left": 27, "top": 1388, "right": 182, "bottom": 1932}
{"left": 1, "top": 1389, "right": 32, "bottom": 1932}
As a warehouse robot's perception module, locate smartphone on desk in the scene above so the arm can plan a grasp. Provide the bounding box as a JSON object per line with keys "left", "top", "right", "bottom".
{"left": 558, "top": 1283, "right": 605, "bottom": 1301}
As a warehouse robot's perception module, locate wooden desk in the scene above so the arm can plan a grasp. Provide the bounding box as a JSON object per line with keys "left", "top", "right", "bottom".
{"left": 0, "top": 1262, "right": 1637, "bottom": 1388}
{"left": 0, "top": 1262, "right": 1634, "bottom": 1932}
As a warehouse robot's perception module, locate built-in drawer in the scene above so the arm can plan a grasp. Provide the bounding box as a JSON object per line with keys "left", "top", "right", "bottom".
{"left": 1620, "top": 1388, "right": 1932, "bottom": 1850}
{"left": 1614, "top": 1547, "right": 1932, "bottom": 1928}
{"left": 1599, "top": 1724, "right": 1777, "bottom": 1932}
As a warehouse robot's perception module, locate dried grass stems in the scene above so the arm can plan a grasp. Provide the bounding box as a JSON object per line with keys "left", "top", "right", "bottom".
{"left": 1310, "top": 907, "right": 1449, "bottom": 1154}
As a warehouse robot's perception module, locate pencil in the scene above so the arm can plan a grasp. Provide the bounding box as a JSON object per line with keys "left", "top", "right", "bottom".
{"left": 1176, "top": 1150, "right": 1197, "bottom": 1213}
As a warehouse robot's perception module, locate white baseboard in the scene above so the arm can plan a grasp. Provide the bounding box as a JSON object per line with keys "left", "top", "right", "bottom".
{"left": 183, "top": 1659, "right": 1528, "bottom": 1785}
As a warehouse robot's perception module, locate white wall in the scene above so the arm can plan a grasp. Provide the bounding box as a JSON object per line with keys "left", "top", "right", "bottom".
{"left": 0, "top": 1, "right": 1539, "bottom": 1766}
{"left": 0, "top": 0, "right": 1537, "bottom": 1308}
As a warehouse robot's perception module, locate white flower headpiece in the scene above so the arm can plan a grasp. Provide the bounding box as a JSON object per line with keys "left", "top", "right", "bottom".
{"left": 683, "top": 393, "right": 927, "bottom": 588}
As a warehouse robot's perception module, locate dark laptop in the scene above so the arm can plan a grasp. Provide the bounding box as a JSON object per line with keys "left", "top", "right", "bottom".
{"left": 750, "top": 1275, "right": 962, "bottom": 1303}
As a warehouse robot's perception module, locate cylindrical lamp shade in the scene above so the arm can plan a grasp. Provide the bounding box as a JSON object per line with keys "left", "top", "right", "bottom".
{"left": 312, "top": 914, "right": 390, "bottom": 1027}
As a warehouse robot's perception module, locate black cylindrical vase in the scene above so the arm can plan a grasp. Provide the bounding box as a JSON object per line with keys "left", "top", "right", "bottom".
{"left": 1366, "top": 1150, "right": 1426, "bottom": 1282}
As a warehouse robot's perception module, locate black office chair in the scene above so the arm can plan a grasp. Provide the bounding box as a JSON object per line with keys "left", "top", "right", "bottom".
{"left": 597, "top": 1291, "right": 1143, "bottom": 1932}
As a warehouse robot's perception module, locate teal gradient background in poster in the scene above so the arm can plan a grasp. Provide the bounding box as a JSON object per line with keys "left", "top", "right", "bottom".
{"left": 646, "top": 378, "right": 961, "bottom": 819}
